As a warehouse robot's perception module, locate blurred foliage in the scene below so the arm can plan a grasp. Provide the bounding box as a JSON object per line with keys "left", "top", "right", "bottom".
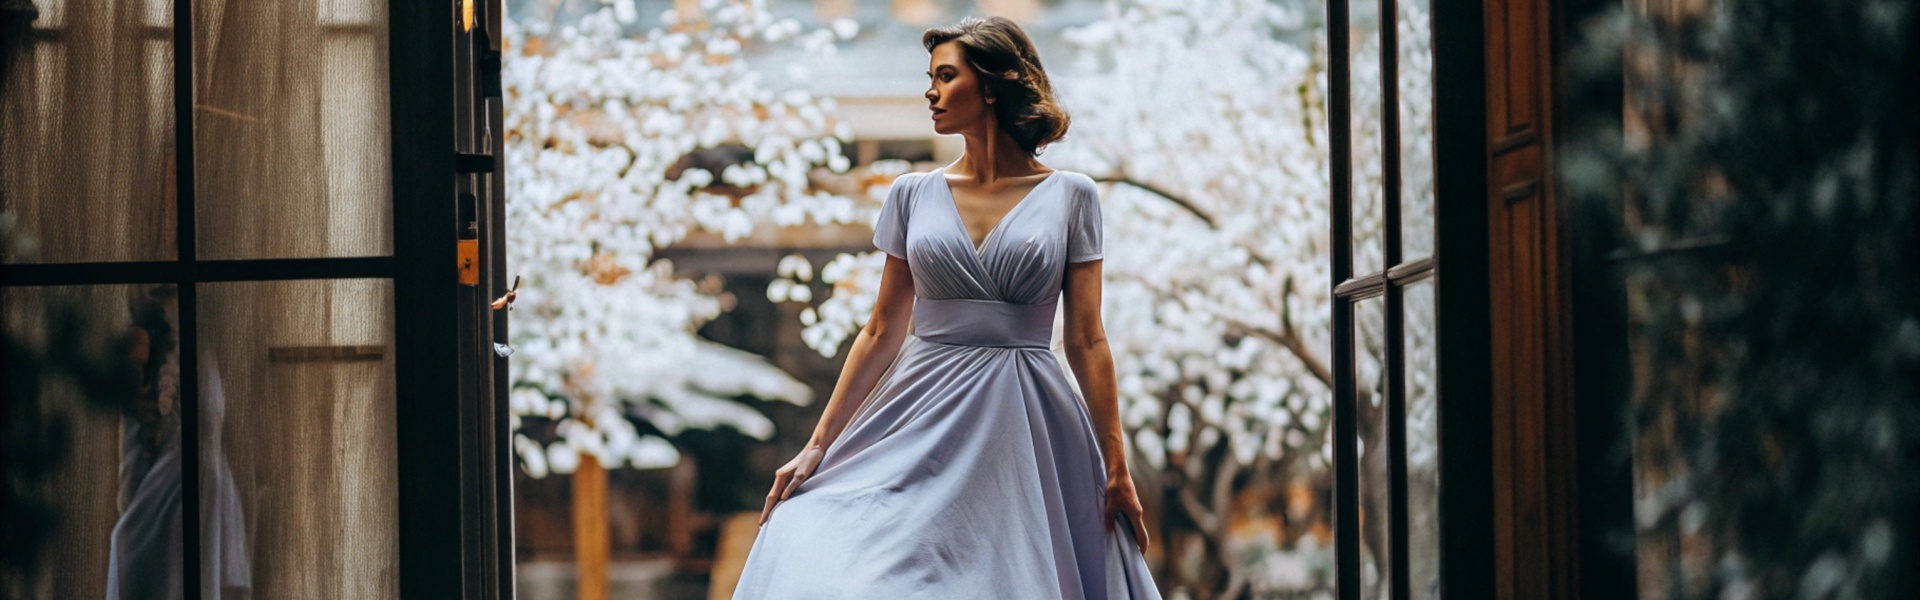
{"left": 1, "top": 3, "right": 139, "bottom": 591}
{"left": 0, "top": 243, "right": 140, "bottom": 589}
{"left": 1561, "top": 0, "right": 1920, "bottom": 597}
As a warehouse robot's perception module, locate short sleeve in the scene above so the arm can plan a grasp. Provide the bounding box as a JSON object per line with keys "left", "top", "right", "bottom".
{"left": 1066, "top": 178, "right": 1104, "bottom": 263}
{"left": 872, "top": 173, "right": 912, "bottom": 259}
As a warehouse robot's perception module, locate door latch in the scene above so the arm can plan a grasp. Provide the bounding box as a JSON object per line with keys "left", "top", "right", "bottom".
{"left": 457, "top": 240, "right": 479, "bottom": 286}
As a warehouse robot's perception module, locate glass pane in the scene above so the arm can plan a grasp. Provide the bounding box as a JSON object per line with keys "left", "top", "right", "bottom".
{"left": 1355, "top": 295, "right": 1389, "bottom": 599}
{"left": 1397, "top": 0, "right": 1435, "bottom": 261}
{"left": 1, "top": 0, "right": 176, "bottom": 263}
{"left": 193, "top": 0, "right": 393, "bottom": 260}
{"left": 1404, "top": 278, "right": 1439, "bottom": 598}
{"left": 3, "top": 284, "right": 179, "bottom": 599}
{"left": 200, "top": 279, "right": 397, "bottom": 598}
{"left": 1349, "top": 0, "right": 1385, "bottom": 275}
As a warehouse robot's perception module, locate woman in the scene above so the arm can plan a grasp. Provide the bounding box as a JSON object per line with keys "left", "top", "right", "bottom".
{"left": 732, "top": 16, "right": 1161, "bottom": 599}
{"left": 107, "top": 284, "right": 250, "bottom": 599}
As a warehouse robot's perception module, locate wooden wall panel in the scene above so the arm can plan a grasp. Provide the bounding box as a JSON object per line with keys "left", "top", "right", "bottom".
{"left": 1484, "top": 0, "right": 1579, "bottom": 597}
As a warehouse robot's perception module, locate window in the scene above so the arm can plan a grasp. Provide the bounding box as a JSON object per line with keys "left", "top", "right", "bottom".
{"left": 1328, "top": 0, "right": 1437, "bottom": 596}
{"left": 2, "top": 0, "right": 497, "bottom": 596}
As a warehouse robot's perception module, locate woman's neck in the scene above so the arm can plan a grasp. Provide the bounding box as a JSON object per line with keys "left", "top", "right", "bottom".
{"left": 951, "top": 125, "right": 1046, "bottom": 183}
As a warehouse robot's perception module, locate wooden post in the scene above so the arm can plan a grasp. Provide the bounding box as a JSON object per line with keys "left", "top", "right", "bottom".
{"left": 572, "top": 453, "right": 609, "bottom": 600}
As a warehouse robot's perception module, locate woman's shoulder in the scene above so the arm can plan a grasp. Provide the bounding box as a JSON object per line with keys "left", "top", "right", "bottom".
{"left": 1047, "top": 168, "right": 1088, "bottom": 180}
{"left": 886, "top": 170, "right": 941, "bottom": 195}
{"left": 880, "top": 171, "right": 935, "bottom": 207}
{"left": 1047, "top": 169, "right": 1100, "bottom": 199}
{"left": 1042, "top": 168, "right": 1093, "bottom": 186}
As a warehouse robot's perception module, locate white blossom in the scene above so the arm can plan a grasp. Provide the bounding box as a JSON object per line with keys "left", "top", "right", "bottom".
{"left": 505, "top": 0, "right": 860, "bottom": 477}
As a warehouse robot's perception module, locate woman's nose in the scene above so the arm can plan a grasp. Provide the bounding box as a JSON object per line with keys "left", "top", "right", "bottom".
{"left": 925, "top": 87, "right": 937, "bottom": 102}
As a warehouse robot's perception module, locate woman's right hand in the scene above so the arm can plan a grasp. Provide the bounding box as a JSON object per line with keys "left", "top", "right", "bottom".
{"left": 760, "top": 444, "right": 827, "bottom": 525}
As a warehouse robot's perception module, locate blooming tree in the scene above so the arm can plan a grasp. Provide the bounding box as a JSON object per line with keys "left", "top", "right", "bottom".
{"left": 1048, "top": 4, "right": 1337, "bottom": 595}
{"left": 502, "top": 0, "right": 865, "bottom": 478}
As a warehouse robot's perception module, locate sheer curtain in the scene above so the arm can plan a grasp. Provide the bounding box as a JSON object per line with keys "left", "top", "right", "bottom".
{"left": 0, "top": 0, "right": 175, "bottom": 264}
{"left": 0, "top": 286, "right": 135, "bottom": 599}
{"left": 2, "top": 1, "right": 174, "bottom": 596}
{"left": 192, "top": 0, "right": 391, "bottom": 260}
{"left": 3, "top": 0, "right": 400, "bottom": 597}
{"left": 199, "top": 278, "right": 398, "bottom": 599}
{"left": 194, "top": 0, "right": 399, "bottom": 597}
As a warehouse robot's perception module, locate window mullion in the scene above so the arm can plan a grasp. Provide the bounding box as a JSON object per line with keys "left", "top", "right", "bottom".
{"left": 171, "top": 0, "right": 202, "bottom": 594}
{"left": 1328, "top": 0, "right": 1362, "bottom": 596}
{"left": 1378, "top": 0, "right": 1414, "bottom": 596}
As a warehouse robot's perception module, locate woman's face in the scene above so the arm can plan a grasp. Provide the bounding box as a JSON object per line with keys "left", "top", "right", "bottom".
{"left": 127, "top": 326, "right": 151, "bottom": 372}
{"left": 926, "top": 41, "right": 991, "bottom": 136}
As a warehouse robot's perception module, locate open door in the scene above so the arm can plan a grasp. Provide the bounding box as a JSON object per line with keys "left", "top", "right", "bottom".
{"left": 0, "top": 0, "right": 512, "bottom": 596}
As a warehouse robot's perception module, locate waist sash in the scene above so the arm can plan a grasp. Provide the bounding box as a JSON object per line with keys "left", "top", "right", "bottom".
{"left": 912, "top": 297, "right": 1056, "bottom": 349}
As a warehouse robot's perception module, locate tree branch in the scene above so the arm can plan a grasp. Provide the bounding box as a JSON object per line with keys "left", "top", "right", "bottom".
{"left": 1118, "top": 273, "right": 1334, "bottom": 389}
{"left": 1179, "top": 486, "right": 1221, "bottom": 535}
{"left": 1092, "top": 175, "right": 1218, "bottom": 229}
{"left": 1276, "top": 275, "right": 1334, "bottom": 388}
{"left": 1219, "top": 569, "right": 1250, "bottom": 600}
{"left": 1211, "top": 452, "right": 1246, "bottom": 600}
{"left": 1172, "top": 393, "right": 1232, "bottom": 433}
{"left": 1210, "top": 450, "right": 1240, "bottom": 533}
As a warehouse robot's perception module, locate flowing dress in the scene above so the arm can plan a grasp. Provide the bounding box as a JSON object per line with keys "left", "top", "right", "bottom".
{"left": 732, "top": 168, "right": 1162, "bottom": 600}
{"left": 107, "top": 360, "right": 251, "bottom": 599}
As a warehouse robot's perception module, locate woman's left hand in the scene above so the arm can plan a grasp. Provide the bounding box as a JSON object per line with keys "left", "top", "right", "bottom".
{"left": 1104, "top": 472, "right": 1150, "bottom": 547}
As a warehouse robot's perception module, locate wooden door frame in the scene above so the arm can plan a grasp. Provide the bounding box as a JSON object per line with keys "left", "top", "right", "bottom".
{"left": 392, "top": 0, "right": 515, "bottom": 595}
{"left": 1428, "top": 0, "right": 1496, "bottom": 596}
{"left": 1428, "top": 0, "right": 1638, "bottom": 598}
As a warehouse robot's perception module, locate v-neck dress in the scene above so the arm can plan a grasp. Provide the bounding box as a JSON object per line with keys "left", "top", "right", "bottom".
{"left": 732, "top": 169, "right": 1162, "bottom": 600}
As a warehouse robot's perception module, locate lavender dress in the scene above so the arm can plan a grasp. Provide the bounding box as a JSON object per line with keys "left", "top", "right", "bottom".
{"left": 732, "top": 169, "right": 1162, "bottom": 599}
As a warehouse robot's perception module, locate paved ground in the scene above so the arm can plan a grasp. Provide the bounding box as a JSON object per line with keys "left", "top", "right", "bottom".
{"left": 516, "top": 559, "right": 709, "bottom": 600}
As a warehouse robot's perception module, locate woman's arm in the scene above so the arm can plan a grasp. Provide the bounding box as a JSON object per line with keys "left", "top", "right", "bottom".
{"left": 807, "top": 254, "right": 917, "bottom": 449}
{"left": 762, "top": 253, "right": 916, "bottom": 524}
{"left": 1061, "top": 258, "right": 1150, "bottom": 545}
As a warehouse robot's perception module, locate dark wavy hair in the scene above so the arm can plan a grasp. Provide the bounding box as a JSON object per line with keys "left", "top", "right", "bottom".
{"left": 922, "top": 16, "right": 1070, "bottom": 155}
{"left": 127, "top": 284, "right": 177, "bottom": 452}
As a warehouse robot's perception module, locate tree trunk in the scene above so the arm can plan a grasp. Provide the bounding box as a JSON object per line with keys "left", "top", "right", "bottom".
{"left": 573, "top": 453, "right": 609, "bottom": 600}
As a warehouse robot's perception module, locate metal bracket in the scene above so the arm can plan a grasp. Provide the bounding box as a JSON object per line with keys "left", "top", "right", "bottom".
{"left": 455, "top": 152, "right": 495, "bottom": 173}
